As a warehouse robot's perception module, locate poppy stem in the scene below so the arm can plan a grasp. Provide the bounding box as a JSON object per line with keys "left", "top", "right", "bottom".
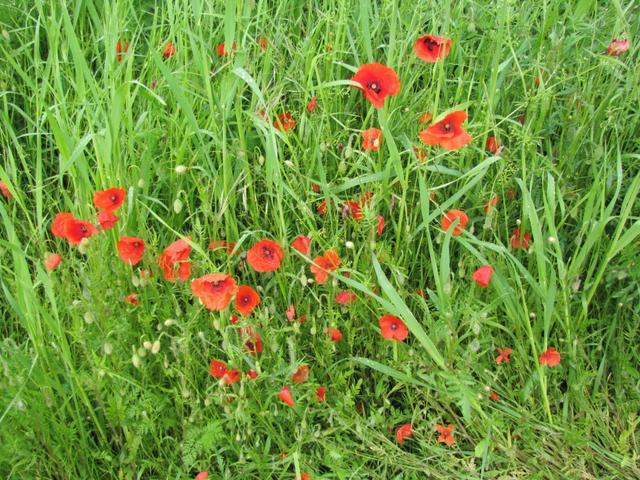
{"left": 393, "top": 340, "right": 398, "bottom": 363}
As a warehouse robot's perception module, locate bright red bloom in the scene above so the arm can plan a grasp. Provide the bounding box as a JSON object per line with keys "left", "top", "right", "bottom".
{"left": 195, "top": 472, "right": 208, "bottom": 480}
{"left": 396, "top": 423, "right": 413, "bottom": 445}
{"left": 362, "top": 128, "right": 382, "bottom": 151}
{"left": 472, "top": 265, "right": 494, "bottom": 288}
{"left": 278, "top": 386, "right": 295, "bottom": 407}
{"left": 291, "top": 365, "right": 309, "bottom": 384}
{"left": 235, "top": 285, "right": 260, "bottom": 316}
{"left": 258, "top": 36, "right": 268, "bottom": 51}
{"left": 291, "top": 235, "right": 311, "bottom": 256}
{"left": 125, "top": 293, "right": 139, "bottom": 305}
{"left": 51, "top": 213, "right": 74, "bottom": 238}
{"left": 223, "top": 369, "right": 241, "bottom": 385}
{"left": 510, "top": 228, "right": 532, "bottom": 249}
{"left": 159, "top": 238, "right": 192, "bottom": 281}
{"left": 441, "top": 209, "right": 468, "bottom": 236}
{"left": 116, "top": 40, "right": 129, "bottom": 61}
{"left": 419, "top": 112, "right": 433, "bottom": 124}
{"left": 484, "top": 195, "right": 500, "bottom": 214}
{"left": 316, "top": 386, "right": 326, "bottom": 402}
{"left": 436, "top": 424, "right": 455, "bottom": 445}
{"left": 163, "top": 41, "right": 176, "bottom": 58}
{"left": 489, "top": 391, "right": 499, "bottom": 401}
{"left": 335, "top": 291, "right": 356, "bottom": 305}
{"left": 247, "top": 239, "right": 284, "bottom": 272}
{"left": 351, "top": 63, "right": 401, "bottom": 109}
{"left": 300, "top": 474, "right": 311, "bottom": 480}
{"left": 230, "top": 314, "right": 238, "bottom": 325}
{"left": 495, "top": 347, "right": 512, "bottom": 364}
{"left": 607, "top": 38, "right": 629, "bottom": 56}
{"left": 209, "top": 359, "right": 227, "bottom": 378}
{"left": 415, "top": 35, "right": 452, "bottom": 62}
{"left": 63, "top": 218, "right": 98, "bottom": 245}
{"left": 191, "top": 273, "right": 238, "bottom": 311}
{"left": 307, "top": 96, "right": 318, "bottom": 113}
{"left": 326, "top": 327, "right": 342, "bottom": 343}
{"left": 486, "top": 136, "right": 500, "bottom": 154}
{"left": 97, "top": 210, "right": 119, "bottom": 230}
{"left": 539, "top": 347, "right": 561, "bottom": 367}
{"left": 379, "top": 314, "right": 408, "bottom": 341}
{"left": 345, "top": 201, "right": 363, "bottom": 220}
{"left": 45, "top": 253, "right": 62, "bottom": 272}
{"left": 117, "top": 236, "right": 145, "bottom": 266}
{"left": 377, "top": 215, "right": 385, "bottom": 235}
{"left": 93, "top": 187, "right": 126, "bottom": 212}
{"left": 419, "top": 111, "right": 472, "bottom": 150}
{"left": 247, "top": 369, "right": 258, "bottom": 379}
{"left": 274, "top": 112, "right": 296, "bottom": 132}
{"left": 216, "top": 41, "right": 236, "bottom": 57}
{"left": 286, "top": 304, "right": 296, "bottom": 321}
{"left": 310, "top": 249, "right": 340, "bottom": 284}
{"left": 0, "top": 181, "right": 11, "bottom": 199}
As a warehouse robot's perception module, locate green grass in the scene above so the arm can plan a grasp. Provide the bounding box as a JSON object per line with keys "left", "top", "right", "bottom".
{"left": 1, "top": 0, "right": 639, "bottom": 478}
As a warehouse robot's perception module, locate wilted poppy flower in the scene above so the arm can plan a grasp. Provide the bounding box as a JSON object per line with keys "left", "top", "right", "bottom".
{"left": 317, "top": 199, "right": 328, "bottom": 215}
{"left": 223, "top": 370, "right": 241, "bottom": 385}
{"left": 64, "top": 218, "right": 98, "bottom": 245}
{"left": 159, "top": 238, "right": 192, "bottom": 281}
{"left": 291, "top": 365, "right": 309, "bottom": 384}
{"left": 286, "top": 304, "right": 296, "bottom": 321}
{"left": 241, "top": 327, "right": 263, "bottom": 355}
{"left": 419, "top": 112, "right": 433, "bottom": 124}
{"left": 0, "top": 181, "right": 12, "bottom": 199}
{"left": 415, "top": 35, "right": 451, "bottom": 62}
{"left": 45, "top": 253, "right": 62, "bottom": 272}
{"left": 326, "top": 327, "right": 342, "bottom": 343}
{"left": 125, "top": 293, "right": 139, "bottom": 305}
{"left": 235, "top": 285, "right": 260, "bottom": 316}
{"left": 362, "top": 128, "right": 383, "bottom": 151}
{"left": 345, "top": 201, "right": 363, "bottom": 220}
{"left": 472, "top": 265, "right": 494, "bottom": 288}
{"left": 191, "top": 273, "right": 238, "bottom": 310}
{"left": 486, "top": 136, "right": 501, "bottom": 154}
{"left": 396, "top": 423, "right": 413, "bottom": 445}
{"left": 441, "top": 209, "right": 468, "bottom": 236}
{"left": 436, "top": 424, "right": 455, "bottom": 445}
{"left": 316, "top": 386, "right": 326, "bottom": 402}
{"left": 539, "top": 347, "right": 561, "bottom": 367}
{"left": 258, "top": 36, "right": 268, "bottom": 51}
{"left": 247, "top": 239, "right": 284, "bottom": 272}
{"left": 419, "top": 111, "right": 472, "bottom": 150}
{"left": 216, "top": 41, "right": 236, "bottom": 57}
{"left": 414, "top": 146, "right": 427, "bottom": 163}
{"left": 310, "top": 249, "right": 340, "bottom": 284}
{"left": 117, "top": 236, "right": 145, "bottom": 266}
{"left": 278, "top": 386, "right": 295, "bottom": 407}
{"left": 510, "top": 228, "right": 532, "bottom": 249}
{"left": 484, "top": 195, "right": 499, "bottom": 214}
{"left": 195, "top": 472, "right": 208, "bottom": 480}
{"left": 379, "top": 314, "right": 409, "bottom": 341}
{"left": 495, "top": 347, "right": 512, "bottom": 364}
{"left": 51, "top": 213, "right": 74, "bottom": 237}
{"left": 274, "top": 112, "right": 296, "bottom": 132}
{"left": 247, "top": 369, "right": 258, "bottom": 379}
{"left": 116, "top": 40, "right": 129, "bottom": 61}
{"left": 377, "top": 215, "right": 385, "bottom": 235}
{"left": 607, "top": 38, "right": 629, "bottom": 56}
{"left": 210, "top": 359, "right": 228, "bottom": 378}
{"left": 351, "top": 63, "right": 401, "bottom": 109}
{"left": 307, "top": 96, "right": 318, "bottom": 113}
{"left": 335, "top": 291, "right": 356, "bottom": 305}
{"left": 97, "top": 211, "right": 119, "bottom": 230}
{"left": 163, "top": 41, "right": 176, "bottom": 58}
{"left": 94, "top": 187, "right": 126, "bottom": 212}
{"left": 291, "top": 235, "right": 311, "bottom": 256}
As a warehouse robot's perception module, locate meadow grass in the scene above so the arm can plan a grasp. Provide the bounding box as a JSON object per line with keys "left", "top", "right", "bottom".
{"left": 1, "top": 0, "right": 639, "bottom": 478}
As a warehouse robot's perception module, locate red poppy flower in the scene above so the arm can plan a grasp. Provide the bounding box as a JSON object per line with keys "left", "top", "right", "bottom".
{"left": 241, "top": 327, "right": 263, "bottom": 355}
{"left": 362, "top": 128, "right": 383, "bottom": 151}
{"left": 396, "top": 423, "right": 413, "bottom": 445}
{"left": 291, "top": 235, "right": 311, "bottom": 256}
{"left": 484, "top": 195, "right": 500, "bottom": 214}
{"left": 310, "top": 249, "right": 340, "bottom": 284}
{"left": 195, "top": 472, "right": 208, "bottom": 480}
{"left": 607, "top": 38, "right": 629, "bottom": 56}
{"left": 247, "top": 369, "right": 258, "bottom": 379}
{"left": 377, "top": 215, "right": 385, "bottom": 235}
{"left": 316, "top": 386, "right": 326, "bottom": 402}
{"left": 486, "top": 136, "right": 501, "bottom": 154}
{"left": 116, "top": 40, "right": 129, "bottom": 61}
{"left": 93, "top": 187, "right": 126, "bottom": 212}
{"left": 285, "top": 304, "right": 296, "bottom": 321}
{"left": 489, "top": 391, "right": 499, "bottom": 401}
{"left": 472, "top": 265, "right": 494, "bottom": 288}
{"left": 63, "top": 218, "right": 98, "bottom": 245}
{"left": 210, "top": 359, "right": 227, "bottom": 378}
{"left": 97, "top": 210, "right": 119, "bottom": 230}
{"left": 230, "top": 314, "right": 238, "bottom": 325}
{"left": 379, "top": 314, "right": 409, "bottom": 341}
{"left": 317, "top": 200, "right": 328, "bottom": 215}
{"left": 278, "top": 386, "right": 295, "bottom": 407}
{"left": 163, "top": 41, "right": 176, "bottom": 58}
{"left": 291, "top": 365, "right": 309, "bottom": 384}
{"left": 539, "top": 347, "right": 561, "bottom": 367}
{"left": 436, "top": 424, "right": 455, "bottom": 445}
{"left": 223, "top": 369, "right": 241, "bottom": 385}
{"left": 159, "top": 238, "right": 192, "bottom": 281}
{"left": 326, "top": 327, "right": 342, "bottom": 343}
{"left": 216, "top": 41, "right": 236, "bottom": 57}
{"left": 495, "top": 347, "right": 512, "bottom": 364}
{"left": 0, "top": 181, "right": 12, "bottom": 199}
{"left": 246, "top": 239, "right": 284, "bottom": 272}
{"left": 51, "top": 213, "right": 73, "bottom": 237}
{"left": 125, "top": 293, "right": 139, "bottom": 305}
{"left": 419, "top": 112, "right": 433, "bottom": 124}
{"left": 345, "top": 201, "right": 363, "bottom": 220}
{"left": 351, "top": 63, "right": 401, "bottom": 109}
{"left": 307, "top": 96, "right": 318, "bottom": 113}
{"left": 510, "top": 228, "right": 532, "bottom": 249}
{"left": 311, "top": 183, "right": 321, "bottom": 193}
{"left": 191, "top": 273, "right": 238, "bottom": 311}
{"left": 258, "top": 36, "right": 268, "bottom": 51}
{"left": 415, "top": 35, "right": 452, "bottom": 62}
{"left": 274, "top": 112, "right": 296, "bottom": 132}
{"left": 335, "top": 291, "right": 356, "bottom": 305}
{"left": 419, "top": 111, "right": 472, "bottom": 150}
{"left": 45, "top": 253, "right": 62, "bottom": 272}
{"left": 117, "top": 236, "right": 145, "bottom": 266}
{"left": 235, "top": 285, "right": 260, "bottom": 316}
{"left": 441, "top": 209, "right": 468, "bottom": 236}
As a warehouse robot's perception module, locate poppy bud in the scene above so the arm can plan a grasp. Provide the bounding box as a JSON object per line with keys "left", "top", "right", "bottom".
{"left": 84, "top": 312, "right": 95, "bottom": 324}
{"left": 143, "top": 341, "right": 152, "bottom": 350}
{"left": 132, "top": 354, "right": 141, "bottom": 368}
{"left": 173, "top": 198, "right": 183, "bottom": 213}
{"left": 103, "top": 343, "right": 113, "bottom": 355}
{"left": 175, "top": 165, "right": 188, "bottom": 174}
{"left": 345, "top": 241, "right": 354, "bottom": 249}
{"left": 137, "top": 179, "right": 145, "bottom": 188}
{"left": 151, "top": 340, "right": 161, "bottom": 354}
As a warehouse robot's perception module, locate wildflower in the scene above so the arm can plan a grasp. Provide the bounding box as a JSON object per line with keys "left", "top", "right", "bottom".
{"left": 191, "top": 273, "right": 238, "bottom": 311}
{"left": 436, "top": 424, "right": 455, "bottom": 445}
{"left": 539, "top": 347, "right": 561, "bottom": 367}
{"left": 307, "top": 96, "right": 318, "bottom": 113}
{"left": 441, "top": 209, "right": 468, "bottom": 236}
{"left": 317, "top": 199, "right": 328, "bottom": 215}
{"left": 208, "top": 240, "right": 237, "bottom": 255}
{"left": 310, "top": 249, "right": 340, "bottom": 284}
{"left": 489, "top": 391, "right": 499, "bottom": 401}
{"left": 377, "top": 215, "right": 385, "bottom": 235}
{"left": 344, "top": 201, "right": 363, "bottom": 220}
{"left": 495, "top": 347, "right": 512, "bottom": 364}
{"left": 117, "top": 236, "right": 145, "bottom": 266}
{"left": 607, "top": 38, "right": 629, "bottom": 56}
{"left": 291, "top": 365, "right": 309, "bottom": 384}
{"left": 45, "top": 253, "right": 62, "bottom": 272}
{"left": 209, "top": 360, "right": 228, "bottom": 378}
{"left": 379, "top": 315, "right": 408, "bottom": 341}
{"left": 163, "top": 41, "right": 176, "bottom": 58}
{"left": 326, "top": 327, "right": 343, "bottom": 343}
{"left": 335, "top": 291, "right": 356, "bottom": 305}
{"left": 415, "top": 35, "right": 451, "bottom": 62}
{"left": 246, "top": 239, "right": 284, "bottom": 272}
{"left": 258, "top": 36, "right": 268, "bottom": 51}
{"left": 291, "top": 235, "right": 311, "bottom": 256}
{"left": 351, "top": 63, "right": 401, "bottom": 109}
{"left": 125, "top": 293, "right": 139, "bottom": 305}
{"left": 510, "top": 228, "right": 532, "bottom": 249}
{"left": 195, "top": 472, "right": 209, "bottom": 480}
{"left": 93, "top": 187, "right": 126, "bottom": 212}
{"left": 63, "top": 218, "right": 98, "bottom": 245}
{"left": 97, "top": 210, "right": 119, "bottom": 230}
{"left": 0, "top": 181, "right": 12, "bottom": 199}
{"left": 472, "top": 265, "right": 494, "bottom": 288}
{"left": 223, "top": 370, "right": 241, "bottom": 385}
{"left": 235, "top": 285, "right": 260, "bottom": 316}
{"left": 362, "top": 128, "right": 383, "bottom": 151}
{"left": 286, "top": 304, "right": 296, "bottom": 321}
{"left": 247, "top": 370, "right": 258, "bottom": 379}
{"left": 486, "top": 136, "right": 500, "bottom": 154}
{"left": 419, "top": 111, "right": 472, "bottom": 150}
{"left": 159, "top": 238, "right": 192, "bottom": 281}
{"left": 241, "top": 327, "right": 263, "bottom": 355}
{"left": 483, "top": 196, "right": 499, "bottom": 214}
{"left": 278, "top": 386, "right": 295, "bottom": 407}
{"left": 116, "top": 40, "right": 129, "bottom": 61}
{"left": 216, "top": 41, "right": 236, "bottom": 57}
{"left": 274, "top": 112, "right": 296, "bottom": 132}
{"left": 316, "top": 386, "right": 326, "bottom": 402}
{"left": 419, "top": 112, "right": 433, "bottom": 124}
{"left": 396, "top": 423, "right": 413, "bottom": 445}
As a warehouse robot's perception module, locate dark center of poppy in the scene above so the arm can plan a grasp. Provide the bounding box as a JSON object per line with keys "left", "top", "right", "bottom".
{"left": 262, "top": 247, "right": 274, "bottom": 258}
{"left": 390, "top": 322, "right": 398, "bottom": 330}
{"left": 208, "top": 280, "right": 224, "bottom": 290}
{"left": 443, "top": 122, "right": 452, "bottom": 132}
{"left": 110, "top": 194, "right": 117, "bottom": 202}
{"left": 367, "top": 82, "right": 382, "bottom": 94}
{"left": 133, "top": 241, "right": 140, "bottom": 248}
{"left": 80, "top": 225, "right": 87, "bottom": 233}
{"left": 241, "top": 295, "right": 250, "bottom": 304}
{"left": 424, "top": 38, "right": 439, "bottom": 51}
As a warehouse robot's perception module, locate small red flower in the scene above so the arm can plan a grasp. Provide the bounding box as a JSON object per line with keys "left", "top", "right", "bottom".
{"left": 291, "top": 235, "right": 311, "bottom": 256}
{"left": 379, "top": 314, "right": 409, "bottom": 341}
{"left": 607, "top": 38, "right": 629, "bottom": 56}
{"left": 301, "top": 474, "right": 311, "bottom": 480}
{"left": 230, "top": 314, "right": 239, "bottom": 325}
{"left": 216, "top": 41, "right": 236, "bottom": 57}
{"left": 307, "top": 96, "right": 318, "bottom": 113}
{"left": 117, "top": 236, "right": 145, "bottom": 266}
{"left": 93, "top": 187, "right": 126, "bottom": 212}
{"left": 191, "top": 273, "right": 238, "bottom": 311}
{"left": 419, "top": 112, "right": 433, "bottom": 124}
{"left": 345, "top": 201, "right": 363, "bottom": 220}
{"left": 286, "top": 304, "right": 296, "bottom": 321}
{"left": 472, "top": 265, "right": 494, "bottom": 288}
{"left": 0, "top": 181, "right": 12, "bottom": 199}
{"left": 247, "top": 239, "right": 284, "bottom": 272}
{"left": 489, "top": 391, "right": 499, "bottom": 401}
{"left": 436, "top": 424, "right": 455, "bottom": 445}
{"left": 495, "top": 347, "right": 512, "bottom": 364}
{"left": 274, "top": 112, "right": 296, "bottom": 132}
{"left": 223, "top": 369, "right": 241, "bottom": 385}
{"left": 64, "top": 218, "right": 98, "bottom": 245}
{"left": 116, "top": 40, "right": 129, "bottom": 61}
{"left": 317, "top": 200, "right": 327, "bottom": 215}
{"left": 278, "top": 386, "right": 295, "bottom": 407}
{"left": 258, "top": 36, "right": 268, "bottom": 51}
{"left": 486, "top": 136, "right": 501, "bottom": 154}
{"left": 209, "top": 360, "right": 227, "bottom": 378}
{"left": 419, "top": 111, "right": 472, "bottom": 150}
{"left": 51, "top": 213, "right": 74, "bottom": 238}
{"left": 351, "top": 63, "right": 401, "bottom": 109}
{"left": 247, "top": 369, "right": 258, "bottom": 379}
{"left": 326, "top": 327, "right": 342, "bottom": 343}
{"left": 291, "top": 365, "right": 309, "bottom": 384}
{"left": 415, "top": 35, "right": 452, "bottom": 62}
{"left": 510, "top": 228, "right": 532, "bottom": 249}
{"left": 235, "top": 285, "right": 260, "bottom": 317}
{"left": 362, "top": 128, "right": 383, "bottom": 151}
{"left": 195, "top": 472, "right": 208, "bottom": 480}
{"left": 45, "top": 253, "right": 62, "bottom": 272}
{"left": 159, "top": 238, "right": 192, "bottom": 282}
{"left": 316, "top": 386, "right": 326, "bottom": 402}
{"left": 396, "top": 423, "right": 413, "bottom": 445}
{"left": 441, "top": 209, "right": 468, "bottom": 236}
{"left": 125, "top": 293, "right": 139, "bottom": 305}
{"left": 484, "top": 195, "right": 500, "bottom": 214}
{"left": 310, "top": 249, "right": 340, "bottom": 284}
{"left": 335, "top": 291, "right": 356, "bottom": 305}
{"left": 377, "top": 215, "right": 385, "bottom": 235}
{"left": 97, "top": 211, "right": 119, "bottom": 230}
{"left": 539, "top": 347, "right": 561, "bottom": 367}
{"left": 163, "top": 41, "right": 176, "bottom": 58}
